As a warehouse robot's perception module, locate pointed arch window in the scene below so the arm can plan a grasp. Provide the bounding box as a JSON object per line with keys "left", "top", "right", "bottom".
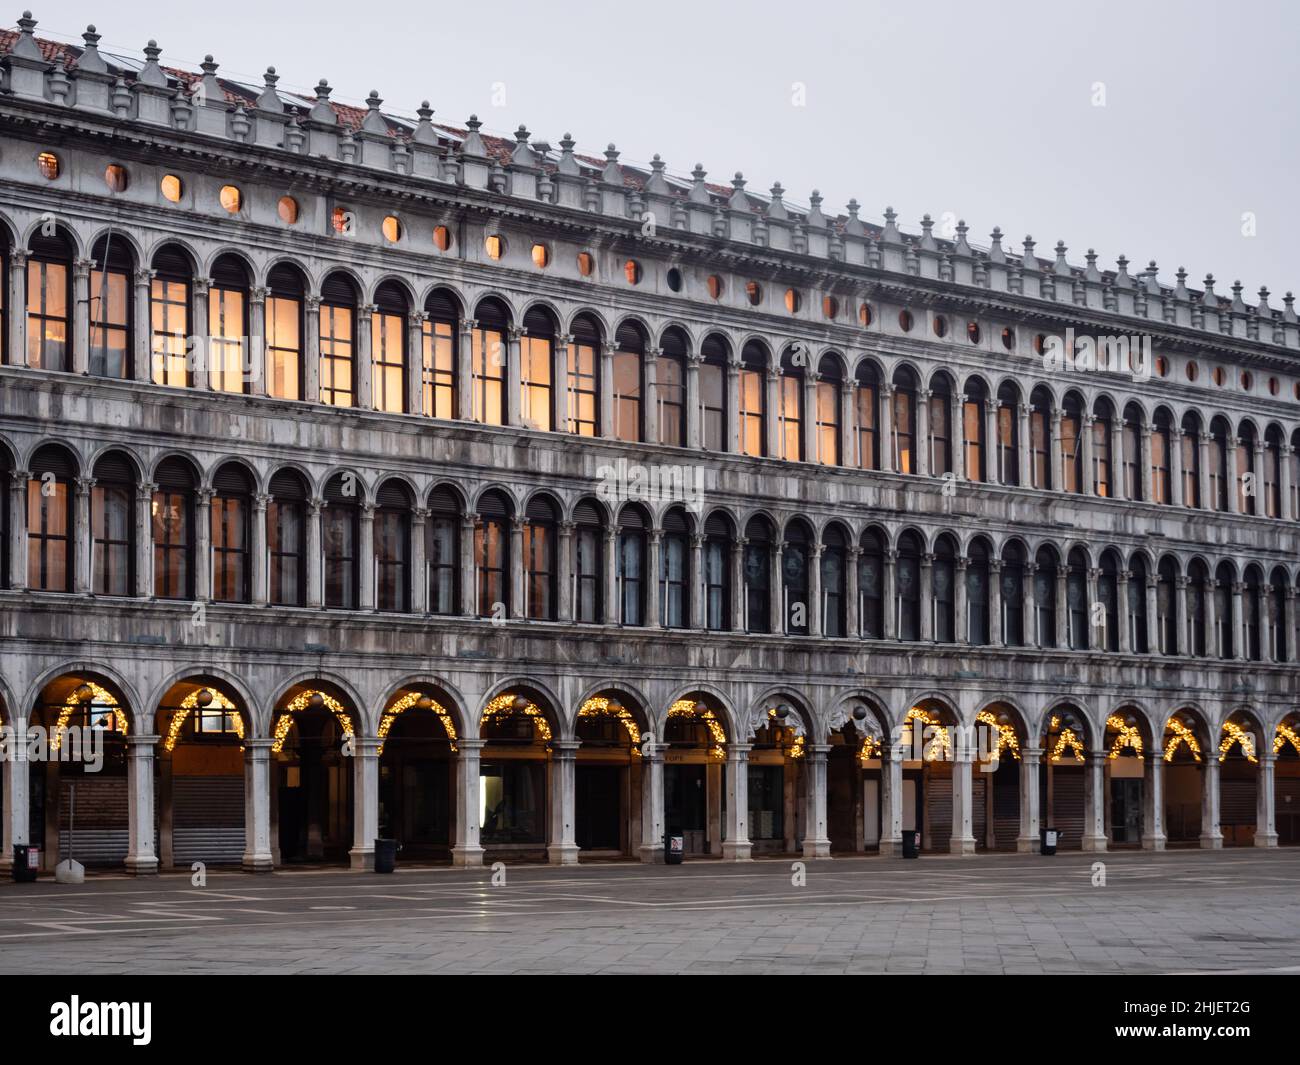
{"left": 1208, "top": 422, "right": 1229, "bottom": 511}
{"left": 1121, "top": 408, "right": 1142, "bottom": 500}
{"left": 1030, "top": 391, "right": 1052, "bottom": 489}
{"left": 962, "top": 383, "right": 986, "bottom": 482}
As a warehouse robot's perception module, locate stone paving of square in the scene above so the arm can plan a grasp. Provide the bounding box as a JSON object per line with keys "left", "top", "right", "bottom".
{"left": 1, "top": 849, "right": 1296, "bottom": 975}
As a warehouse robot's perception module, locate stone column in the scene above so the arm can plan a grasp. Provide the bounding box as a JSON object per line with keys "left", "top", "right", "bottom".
{"left": 74, "top": 476, "right": 93, "bottom": 594}
{"left": 1174, "top": 576, "right": 1189, "bottom": 657}
{"left": 599, "top": 341, "right": 615, "bottom": 438}
{"left": 0, "top": 728, "right": 29, "bottom": 874}
{"left": 1055, "top": 564, "right": 1069, "bottom": 648}
{"left": 348, "top": 736, "right": 380, "bottom": 870}
{"left": 547, "top": 740, "right": 580, "bottom": 864}
{"left": 248, "top": 286, "right": 268, "bottom": 397}
{"left": 604, "top": 528, "right": 619, "bottom": 624}
{"left": 1226, "top": 436, "right": 1240, "bottom": 513}
{"left": 72, "top": 257, "right": 92, "bottom": 375}
{"left": 955, "top": 557, "right": 970, "bottom": 643}
{"left": 1199, "top": 754, "right": 1223, "bottom": 849}
{"left": 766, "top": 368, "right": 782, "bottom": 458}
{"left": 644, "top": 346, "right": 661, "bottom": 445}
{"left": 1086, "top": 567, "right": 1101, "bottom": 650}
{"left": 133, "top": 480, "right": 155, "bottom": 597}
{"left": 802, "top": 744, "right": 832, "bottom": 858}
{"left": 356, "top": 305, "right": 375, "bottom": 410}
{"left": 684, "top": 352, "right": 702, "bottom": 449}
{"left": 195, "top": 487, "right": 213, "bottom": 601}
{"left": 916, "top": 388, "right": 931, "bottom": 476}
{"left": 1141, "top": 753, "right": 1166, "bottom": 851}
{"left": 124, "top": 734, "right": 159, "bottom": 875}
{"left": 1256, "top": 750, "right": 1278, "bottom": 848}
{"left": 1110, "top": 418, "right": 1126, "bottom": 500}
{"left": 554, "top": 334, "right": 572, "bottom": 433}
{"left": 689, "top": 533, "right": 704, "bottom": 629}
{"left": 358, "top": 503, "right": 376, "bottom": 611}
{"left": 725, "top": 357, "right": 741, "bottom": 453}
{"left": 191, "top": 278, "right": 210, "bottom": 390}
{"left": 988, "top": 558, "right": 1003, "bottom": 647}
{"left": 460, "top": 516, "right": 477, "bottom": 615}
{"left": 879, "top": 384, "right": 895, "bottom": 473}
{"left": 7, "top": 470, "right": 27, "bottom": 591}
{"left": 1285, "top": 587, "right": 1298, "bottom": 664}
{"left": 1170, "top": 428, "right": 1184, "bottom": 506}
{"left": 984, "top": 397, "right": 1000, "bottom": 485}
{"left": 1139, "top": 422, "right": 1154, "bottom": 502}
{"left": 505, "top": 325, "right": 523, "bottom": 427}
{"left": 1207, "top": 577, "right": 1222, "bottom": 656}
{"left": 1232, "top": 581, "right": 1247, "bottom": 660}
{"left": 133, "top": 267, "right": 153, "bottom": 383}
{"left": 723, "top": 742, "right": 753, "bottom": 860}
{"left": 1049, "top": 407, "right": 1063, "bottom": 490}
{"left": 919, "top": 552, "right": 934, "bottom": 641}
{"left": 880, "top": 740, "right": 904, "bottom": 856}
{"left": 646, "top": 528, "right": 662, "bottom": 629}
{"left": 731, "top": 537, "right": 747, "bottom": 631}
{"left": 808, "top": 542, "right": 823, "bottom": 637}
{"left": 241, "top": 738, "right": 274, "bottom": 871}
{"left": 1116, "top": 571, "right": 1132, "bottom": 653}
{"left": 407, "top": 310, "right": 427, "bottom": 416}
{"left": 452, "top": 738, "right": 486, "bottom": 866}
{"left": 883, "top": 549, "right": 898, "bottom": 640}
{"left": 251, "top": 492, "right": 269, "bottom": 606}
{"left": 509, "top": 515, "right": 525, "bottom": 618}
{"left": 803, "top": 372, "right": 819, "bottom": 462}
{"left": 558, "top": 521, "right": 575, "bottom": 622}
{"left": 952, "top": 391, "right": 966, "bottom": 479}
{"left": 1017, "top": 402, "right": 1032, "bottom": 487}
{"left": 409, "top": 507, "right": 427, "bottom": 614}
{"left": 771, "top": 540, "right": 785, "bottom": 633}
{"left": 638, "top": 741, "right": 666, "bottom": 863}
{"left": 1081, "top": 751, "right": 1108, "bottom": 851}
{"left": 1021, "top": 562, "right": 1037, "bottom": 647}
{"left": 303, "top": 295, "right": 321, "bottom": 402}
{"left": 306, "top": 498, "right": 324, "bottom": 608}
{"left": 1282, "top": 444, "right": 1295, "bottom": 520}
{"left": 1081, "top": 414, "right": 1096, "bottom": 494}
{"left": 8, "top": 249, "right": 27, "bottom": 367}
{"left": 1198, "top": 431, "right": 1213, "bottom": 510}
{"left": 1015, "top": 747, "right": 1043, "bottom": 852}
{"left": 458, "top": 319, "right": 476, "bottom": 421}
{"left": 950, "top": 742, "right": 977, "bottom": 855}
{"left": 846, "top": 545, "right": 861, "bottom": 638}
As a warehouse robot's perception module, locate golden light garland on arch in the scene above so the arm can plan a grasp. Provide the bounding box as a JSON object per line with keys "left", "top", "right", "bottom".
{"left": 1163, "top": 717, "right": 1202, "bottom": 763}
{"left": 378, "top": 691, "right": 459, "bottom": 755}
{"left": 1218, "top": 721, "right": 1258, "bottom": 763}
{"left": 667, "top": 699, "right": 726, "bottom": 760}
{"left": 903, "top": 706, "right": 950, "bottom": 762}
{"left": 480, "top": 694, "right": 552, "bottom": 743}
{"left": 1106, "top": 714, "right": 1143, "bottom": 759}
{"left": 761, "top": 707, "right": 805, "bottom": 759}
{"left": 162, "top": 688, "right": 245, "bottom": 753}
{"left": 1275, "top": 723, "right": 1300, "bottom": 757}
{"left": 976, "top": 710, "right": 1021, "bottom": 761}
{"left": 1048, "top": 715, "right": 1086, "bottom": 764}
{"left": 51, "top": 681, "right": 127, "bottom": 750}
{"left": 271, "top": 690, "right": 355, "bottom": 754}
{"left": 577, "top": 697, "right": 641, "bottom": 750}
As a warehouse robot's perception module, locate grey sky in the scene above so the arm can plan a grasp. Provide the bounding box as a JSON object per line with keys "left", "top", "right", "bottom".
{"left": 29, "top": 0, "right": 1299, "bottom": 300}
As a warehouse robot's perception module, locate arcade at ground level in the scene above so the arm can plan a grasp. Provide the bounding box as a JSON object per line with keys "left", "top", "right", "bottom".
{"left": 2, "top": 668, "right": 1297, "bottom": 874}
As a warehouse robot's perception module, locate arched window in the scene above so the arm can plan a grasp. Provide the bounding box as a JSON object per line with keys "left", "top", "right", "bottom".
{"left": 319, "top": 271, "right": 357, "bottom": 408}
{"left": 151, "top": 244, "right": 192, "bottom": 388}
{"left": 1214, "top": 562, "right": 1234, "bottom": 658}
{"left": 815, "top": 355, "right": 842, "bottom": 466}
{"left": 926, "top": 376, "right": 952, "bottom": 477}
{"left": 1244, "top": 567, "right": 1262, "bottom": 661}
{"left": 1291, "top": 429, "right": 1300, "bottom": 519}
{"left": 1098, "top": 551, "right": 1120, "bottom": 652}
{"left": 1187, "top": 560, "right": 1209, "bottom": 656}
{"left": 1156, "top": 557, "right": 1177, "bottom": 654}
{"left": 932, "top": 535, "right": 957, "bottom": 643}
{"left": 426, "top": 486, "right": 461, "bottom": 615}
{"left": 617, "top": 505, "right": 647, "bottom": 626}
{"left": 895, "top": 532, "right": 922, "bottom": 641}
{"left": 27, "top": 444, "right": 75, "bottom": 591}
{"left": 854, "top": 362, "right": 879, "bottom": 470}
{"left": 1030, "top": 387, "right": 1053, "bottom": 489}
{"left": 572, "top": 498, "right": 603, "bottom": 623}
{"left": 778, "top": 346, "right": 804, "bottom": 462}
{"left": 1264, "top": 426, "right": 1284, "bottom": 518}
{"left": 1067, "top": 548, "right": 1089, "bottom": 650}
{"left": 1001, "top": 541, "right": 1025, "bottom": 646}
{"left": 422, "top": 289, "right": 459, "bottom": 420}
{"left": 267, "top": 468, "right": 307, "bottom": 607}
{"left": 523, "top": 493, "right": 558, "bottom": 620}
{"left": 1237, "top": 422, "right": 1258, "bottom": 515}
{"left": 91, "top": 451, "right": 135, "bottom": 596}
{"left": 89, "top": 234, "right": 132, "bottom": 379}
{"left": 372, "top": 281, "right": 408, "bottom": 414}
{"left": 782, "top": 521, "right": 811, "bottom": 635}
{"left": 1121, "top": 404, "right": 1143, "bottom": 501}
{"left": 656, "top": 328, "right": 687, "bottom": 447}
{"left": 859, "top": 528, "right": 885, "bottom": 639}
{"left": 266, "top": 263, "right": 304, "bottom": 400}
{"left": 208, "top": 254, "right": 250, "bottom": 395}
{"left": 1034, "top": 547, "right": 1058, "bottom": 648}
{"left": 699, "top": 334, "right": 728, "bottom": 452}
{"left": 375, "top": 479, "right": 411, "bottom": 612}
{"left": 211, "top": 462, "right": 253, "bottom": 603}
{"left": 996, "top": 383, "right": 1020, "bottom": 486}
{"left": 813, "top": 524, "right": 845, "bottom": 638}
{"left": 26, "top": 227, "right": 73, "bottom": 372}
{"left": 1061, "top": 393, "right": 1084, "bottom": 493}
{"left": 739, "top": 342, "right": 767, "bottom": 458}
{"left": 702, "top": 512, "right": 731, "bottom": 632}
{"left": 322, "top": 473, "right": 360, "bottom": 609}
{"left": 612, "top": 321, "right": 644, "bottom": 443}
{"left": 1128, "top": 554, "right": 1148, "bottom": 653}
{"left": 567, "top": 314, "right": 600, "bottom": 436}
{"left": 153, "top": 456, "right": 196, "bottom": 600}
{"left": 1208, "top": 418, "right": 1230, "bottom": 511}
{"left": 892, "top": 367, "right": 918, "bottom": 474}
{"left": 520, "top": 307, "right": 555, "bottom": 432}
{"left": 1151, "top": 409, "right": 1173, "bottom": 504}
{"left": 0, "top": 447, "right": 10, "bottom": 589}
{"left": 660, "top": 507, "right": 690, "bottom": 628}
{"left": 962, "top": 379, "right": 987, "bottom": 482}
{"left": 1180, "top": 412, "right": 1201, "bottom": 507}
{"left": 475, "top": 490, "right": 512, "bottom": 617}
{"left": 1269, "top": 568, "right": 1287, "bottom": 661}
{"left": 743, "top": 516, "right": 772, "bottom": 633}
{"left": 964, "top": 538, "right": 988, "bottom": 645}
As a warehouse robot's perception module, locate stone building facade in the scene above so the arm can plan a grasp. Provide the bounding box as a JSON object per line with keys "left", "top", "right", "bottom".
{"left": 0, "top": 14, "right": 1298, "bottom": 875}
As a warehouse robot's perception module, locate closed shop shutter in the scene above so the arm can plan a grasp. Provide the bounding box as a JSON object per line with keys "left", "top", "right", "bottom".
{"left": 172, "top": 776, "right": 244, "bottom": 865}
{"left": 927, "top": 773, "right": 952, "bottom": 850}
{"left": 1051, "top": 767, "right": 1085, "bottom": 848}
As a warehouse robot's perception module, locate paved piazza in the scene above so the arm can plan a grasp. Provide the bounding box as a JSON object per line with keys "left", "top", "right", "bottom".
{"left": 1, "top": 850, "right": 1296, "bottom": 975}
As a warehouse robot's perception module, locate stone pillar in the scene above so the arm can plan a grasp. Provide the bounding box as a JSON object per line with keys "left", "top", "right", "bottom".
{"left": 880, "top": 740, "right": 904, "bottom": 856}
{"left": 846, "top": 545, "right": 861, "bottom": 638}
{"left": 133, "top": 267, "right": 153, "bottom": 383}
{"left": 356, "top": 305, "right": 375, "bottom": 410}
{"left": 883, "top": 549, "right": 898, "bottom": 640}
{"left": 1055, "top": 564, "right": 1069, "bottom": 648}
{"left": 358, "top": 503, "right": 376, "bottom": 611}
{"left": 8, "top": 470, "right": 28, "bottom": 592}
{"left": 723, "top": 742, "right": 753, "bottom": 860}
{"left": 508, "top": 515, "right": 525, "bottom": 618}
{"left": 1232, "top": 581, "right": 1247, "bottom": 660}
{"left": 916, "top": 388, "right": 931, "bottom": 476}
{"left": 554, "top": 334, "right": 572, "bottom": 433}
{"left": 1199, "top": 754, "right": 1223, "bottom": 849}
{"left": 1256, "top": 751, "right": 1278, "bottom": 848}
{"left": 1116, "top": 571, "right": 1132, "bottom": 653}
{"left": 1285, "top": 587, "right": 1298, "bottom": 664}
{"left": 558, "top": 521, "right": 575, "bottom": 622}
{"left": 771, "top": 540, "right": 785, "bottom": 633}
{"left": 1226, "top": 436, "right": 1240, "bottom": 513}
{"left": 195, "top": 487, "right": 213, "bottom": 601}
{"left": 951, "top": 391, "right": 966, "bottom": 479}
{"left": 191, "top": 277, "right": 210, "bottom": 390}
{"left": 988, "top": 558, "right": 1003, "bottom": 647}
{"left": 1017, "top": 746, "right": 1042, "bottom": 852}
{"left": 725, "top": 357, "right": 741, "bottom": 453}
{"left": 879, "top": 384, "right": 895, "bottom": 473}
{"left": 1282, "top": 444, "right": 1295, "bottom": 520}
{"left": 241, "top": 739, "right": 274, "bottom": 871}
{"left": 604, "top": 528, "right": 619, "bottom": 624}
{"left": 306, "top": 498, "right": 323, "bottom": 608}
{"left": 689, "top": 533, "right": 704, "bottom": 629}
{"left": 1021, "top": 562, "right": 1037, "bottom": 647}
{"left": 684, "top": 353, "right": 702, "bottom": 450}
{"left": 0, "top": 729, "right": 29, "bottom": 874}
{"left": 505, "top": 325, "right": 523, "bottom": 427}
{"left": 1141, "top": 753, "right": 1166, "bottom": 851}
{"left": 766, "top": 368, "right": 782, "bottom": 458}
{"left": 74, "top": 476, "right": 93, "bottom": 594}
{"left": 547, "top": 740, "right": 580, "bottom": 864}
{"left": 251, "top": 492, "right": 269, "bottom": 606}
{"left": 803, "top": 372, "right": 820, "bottom": 462}
{"left": 407, "top": 310, "right": 426, "bottom": 416}
{"left": 1086, "top": 567, "right": 1101, "bottom": 650}
{"left": 348, "top": 736, "right": 380, "bottom": 870}
{"left": 8, "top": 249, "right": 28, "bottom": 367}
{"left": 919, "top": 552, "right": 933, "bottom": 642}
{"left": 983, "top": 397, "right": 999, "bottom": 485}
{"left": 646, "top": 528, "right": 662, "bottom": 629}
{"left": 1081, "top": 751, "right": 1108, "bottom": 851}
{"left": 643, "top": 346, "right": 661, "bottom": 446}
{"left": 1137, "top": 422, "right": 1152, "bottom": 501}
{"left": 458, "top": 319, "right": 476, "bottom": 421}
{"left": 599, "top": 341, "right": 615, "bottom": 438}
{"left": 955, "top": 557, "right": 970, "bottom": 643}
{"left": 460, "top": 516, "right": 477, "bottom": 615}
{"left": 731, "top": 537, "right": 747, "bottom": 632}
{"left": 1110, "top": 418, "right": 1126, "bottom": 500}
{"left": 1170, "top": 428, "right": 1184, "bottom": 506}
{"left": 452, "top": 739, "right": 486, "bottom": 866}
{"left": 802, "top": 744, "right": 832, "bottom": 858}
{"left": 303, "top": 295, "right": 321, "bottom": 403}
{"left": 133, "top": 480, "right": 155, "bottom": 597}
{"left": 407, "top": 507, "right": 427, "bottom": 613}
{"left": 949, "top": 743, "right": 977, "bottom": 855}
{"left": 638, "top": 741, "right": 666, "bottom": 862}
{"left": 1081, "top": 414, "right": 1096, "bottom": 494}
{"left": 124, "top": 735, "right": 159, "bottom": 875}
{"left": 72, "top": 257, "right": 92, "bottom": 375}
{"left": 1198, "top": 431, "right": 1213, "bottom": 510}
{"left": 808, "top": 542, "right": 823, "bottom": 637}
{"left": 1050, "top": 407, "right": 1063, "bottom": 490}
{"left": 248, "top": 286, "right": 268, "bottom": 397}
{"left": 1174, "top": 576, "right": 1189, "bottom": 656}
{"left": 1017, "top": 402, "right": 1032, "bottom": 487}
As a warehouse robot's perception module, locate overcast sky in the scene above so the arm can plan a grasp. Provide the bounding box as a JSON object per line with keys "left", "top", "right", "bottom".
{"left": 28, "top": 0, "right": 1300, "bottom": 300}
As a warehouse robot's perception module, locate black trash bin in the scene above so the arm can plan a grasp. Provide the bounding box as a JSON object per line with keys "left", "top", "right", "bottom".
{"left": 374, "top": 838, "right": 399, "bottom": 874}
{"left": 1040, "top": 828, "right": 1058, "bottom": 856}
{"left": 901, "top": 830, "right": 920, "bottom": 859}
{"left": 664, "top": 828, "right": 684, "bottom": 865}
{"left": 12, "top": 844, "right": 39, "bottom": 882}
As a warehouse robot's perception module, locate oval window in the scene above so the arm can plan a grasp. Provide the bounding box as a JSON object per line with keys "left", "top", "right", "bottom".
{"left": 161, "top": 174, "right": 183, "bottom": 202}
{"left": 898, "top": 309, "right": 914, "bottom": 332}
{"left": 785, "top": 288, "right": 802, "bottom": 314}
{"left": 37, "top": 151, "right": 60, "bottom": 180}
{"left": 485, "top": 234, "right": 504, "bottom": 260}
{"left": 859, "top": 303, "right": 873, "bottom": 328}
{"left": 433, "top": 225, "right": 452, "bottom": 251}
{"left": 277, "top": 196, "right": 299, "bottom": 224}
{"left": 382, "top": 216, "right": 402, "bottom": 242}
{"left": 219, "top": 184, "right": 242, "bottom": 213}
{"left": 104, "top": 164, "right": 128, "bottom": 193}
{"left": 967, "top": 321, "right": 981, "bottom": 344}
{"left": 531, "top": 243, "right": 550, "bottom": 268}
{"left": 933, "top": 315, "right": 948, "bottom": 338}
{"left": 823, "top": 295, "right": 839, "bottom": 320}
{"left": 1001, "top": 327, "right": 1015, "bottom": 350}
{"left": 577, "top": 251, "right": 594, "bottom": 276}
{"left": 746, "top": 281, "right": 762, "bottom": 306}
{"left": 707, "top": 275, "right": 724, "bottom": 300}
{"left": 625, "top": 259, "right": 642, "bottom": 285}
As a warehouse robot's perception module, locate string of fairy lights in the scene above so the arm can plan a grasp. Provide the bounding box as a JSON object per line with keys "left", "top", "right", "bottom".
{"left": 378, "top": 691, "right": 459, "bottom": 755}
{"left": 480, "top": 693, "right": 553, "bottom": 744}
{"left": 271, "top": 690, "right": 355, "bottom": 754}
{"left": 667, "top": 699, "right": 727, "bottom": 759}
{"left": 162, "top": 687, "right": 244, "bottom": 752}
{"left": 50, "top": 682, "right": 127, "bottom": 750}
{"left": 577, "top": 696, "right": 641, "bottom": 749}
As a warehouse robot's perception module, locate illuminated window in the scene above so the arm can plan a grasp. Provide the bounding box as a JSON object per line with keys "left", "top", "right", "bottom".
{"left": 208, "top": 283, "right": 247, "bottom": 395}
{"left": 88, "top": 241, "right": 130, "bottom": 380}
{"left": 277, "top": 196, "right": 299, "bottom": 224}
{"left": 26, "top": 253, "right": 70, "bottom": 372}
{"left": 933, "top": 315, "right": 948, "bottom": 338}
{"left": 471, "top": 322, "right": 506, "bottom": 425}
{"left": 160, "top": 174, "right": 183, "bottom": 202}
{"left": 104, "top": 164, "right": 128, "bottom": 192}
{"left": 577, "top": 251, "right": 594, "bottom": 276}
{"left": 151, "top": 266, "right": 190, "bottom": 389}
{"left": 422, "top": 296, "right": 458, "bottom": 419}
{"left": 37, "top": 151, "right": 59, "bottom": 180}
{"left": 738, "top": 346, "right": 766, "bottom": 458}
{"left": 707, "top": 275, "right": 724, "bottom": 300}
{"left": 784, "top": 288, "right": 802, "bottom": 314}
{"left": 967, "top": 321, "right": 981, "bottom": 344}
{"left": 1001, "top": 327, "right": 1015, "bottom": 350}
{"left": 319, "top": 296, "right": 355, "bottom": 408}
{"left": 822, "top": 295, "right": 838, "bottom": 319}
{"left": 567, "top": 323, "right": 599, "bottom": 436}
{"left": 219, "top": 185, "right": 242, "bottom": 213}
{"left": 382, "top": 216, "right": 402, "bottom": 243}
{"left": 612, "top": 329, "right": 643, "bottom": 443}
{"left": 433, "top": 225, "right": 452, "bottom": 251}
{"left": 898, "top": 309, "right": 913, "bottom": 332}
{"left": 266, "top": 281, "right": 302, "bottom": 401}
{"left": 624, "top": 259, "right": 642, "bottom": 285}
{"left": 859, "top": 303, "right": 873, "bottom": 327}
{"left": 520, "top": 324, "right": 553, "bottom": 432}
{"left": 331, "top": 206, "right": 353, "bottom": 235}
{"left": 371, "top": 304, "right": 406, "bottom": 414}
{"left": 745, "top": 281, "right": 762, "bottom": 306}
{"left": 485, "top": 234, "right": 504, "bottom": 260}
{"left": 528, "top": 243, "right": 550, "bottom": 269}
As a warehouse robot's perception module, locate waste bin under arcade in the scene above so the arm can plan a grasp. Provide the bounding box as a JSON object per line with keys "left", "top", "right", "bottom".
{"left": 12, "top": 844, "right": 39, "bottom": 882}
{"left": 901, "top": 830, "right": 920, "bottom": 859}
{"left": 1040, "top": 828, "right": 1058, "bottom": 856}
{"left": 374, "top": 838, "right": 399, "bottom": 874}
{"left": 664, "top": 828, "right": 684, "bottom": 865}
